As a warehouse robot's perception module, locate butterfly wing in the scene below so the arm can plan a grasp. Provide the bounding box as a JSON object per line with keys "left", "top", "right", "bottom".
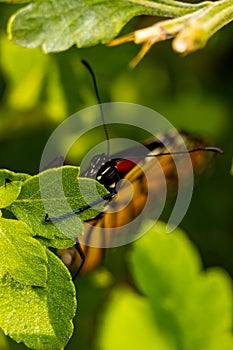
{"left": 59, "top": 132, "right": 216, "bottom": 274}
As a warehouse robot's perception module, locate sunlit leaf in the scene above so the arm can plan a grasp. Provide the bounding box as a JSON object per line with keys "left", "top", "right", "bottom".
{"left": 92, "top": 221, "right": 233, "bottom": 350}
{"left": 0, "top": 169, "right": 30, "bottom": 209}
{"left": 129, "top": 221, "right": 233, "bottom": 350}
{"left": 0, "top": 218, "right": 47, "bottom": 286}
{"left": 6, "top": 0, "right": 157, "bottom": 52}
{"left": 0, "top": 181, "right": 21, "bottom": 209}
{"left": 9, "top": 166, "right": 108, "bottom": 245}
{"left": 6, "top": 0, "right": 205, "bottom": 53}
{"left": 35, "top": 235, "right": 78, "bottom": 249}
{"left": 97, "top": 287, "right": 172, "bottom": 350}
{"left": 0, "top": 169, "right": 30, "bottom": 183}
{"left": 130, "top": 222, "right": 202, "bottom": 297}
{"left": 0, "top": 249, "right": 76, "bottom": 350}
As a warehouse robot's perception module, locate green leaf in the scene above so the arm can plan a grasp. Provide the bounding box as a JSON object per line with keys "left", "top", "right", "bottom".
{"left": 97, "top": 223, "right": 233, "bottom": 350}
{"left": 130, "top": 221, "right": 202, "bottom": 299}
{"left": 6, "top": 0, "right": 205, "bottom": 53}
{"left": 0, "top": 249, "right": 76, "bottom": 350}
{"left": 96, "top": 287, "right": 172, "bottom": 350}
{"left": 9, "top": 166, "right": 108, "bottom": 245}
{"left": 0, "top": 218, "right": 47, "bottom": 286}
{"left": 36, "top": 236, "right": 78, "bottom": 249}
{"left": 190, "top": 270, "right": 233, "bottom": 349}
{"left": 0, "top": 257, "right": 5, "bottom": 280}
{"left": 0, "top": 169, "right": 30, "bottom": 183}
{"left": 0, "top": 170, "right": 30, "bottom": 208}
{"left": 128, "top": 221, "right": 233, "bottom": 350}
{"left": 94, "top": 223, "right": 233, "bottom": 350}
{"left": 0, "top": 181, "right": 22, "bottom": 209}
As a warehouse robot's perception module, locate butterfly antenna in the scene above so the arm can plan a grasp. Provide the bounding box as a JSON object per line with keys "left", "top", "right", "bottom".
{"left": 152, "top": 146, "right": 224, "bottom": 157}
{"left": 81, "top": 59, "right": 110, "bottom": 158}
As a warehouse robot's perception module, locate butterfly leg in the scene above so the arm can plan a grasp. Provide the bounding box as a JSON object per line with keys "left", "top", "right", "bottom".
{"left": 72, "top": 238, "right": 86, "bottom": 281}
{"left": 45, "top": 190, "right": 116, "bottom": 222}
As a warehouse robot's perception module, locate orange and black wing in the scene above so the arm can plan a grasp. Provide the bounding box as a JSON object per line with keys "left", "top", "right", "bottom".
{"left": 58, "top": 132, "right": 217, "bottom": 274}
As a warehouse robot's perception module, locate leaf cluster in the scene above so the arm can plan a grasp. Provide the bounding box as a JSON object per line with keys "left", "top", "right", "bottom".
{"left": 96, "top": 222, "right": 233, "bottom": 350}
{"left": 0, "top": 166, "right": 108, "bottom": 349}
{"left": 1, "top": 0, "right": 233, "bottom": 66}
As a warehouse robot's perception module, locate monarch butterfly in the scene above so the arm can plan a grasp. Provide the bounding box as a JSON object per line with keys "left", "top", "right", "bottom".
{"left": 45, "top": 61, "right": 222, "bottom": 277}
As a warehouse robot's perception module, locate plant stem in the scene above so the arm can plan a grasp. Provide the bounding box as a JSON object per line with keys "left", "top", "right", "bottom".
{"left": 173, "top": 0, "right": 233, "bottom": 53}
{"left": 128, "top": 0, "right": 212, "bottom": 17}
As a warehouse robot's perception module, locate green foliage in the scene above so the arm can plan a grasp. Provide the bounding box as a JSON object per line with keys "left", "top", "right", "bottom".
{"left": 4, "top": 0, "right": 206, "bottom": 52}
{"left": 111, "top": 0, "right": 233, "bottom": 67}
{"left": 10, "top": 166, "right": 108, "bottom": 243}
{"left": 97, "top": 222, "right": 233, "bottom": 350}
{"left": 0, "top": 165, "right": 108, "bottom": 349}
{"left": 7, "top": 0, "right": 156, "bottom": 50}
{"left": 2, "top": 166, "right": 231, "bottom": 350}
{"left": 0, "top": 1, "right": 232, "bottom": 349}
{"left": 0, "top": 250, "right": 76, "bottom": 350}
{"left": 0, "top": 218, "right": 47, "bottom": 286}
{"left": 1, "top": 0, "right": 233, "bottom": 66}
{"left": 0, "top": 170, "right": 29, "bottom": 208}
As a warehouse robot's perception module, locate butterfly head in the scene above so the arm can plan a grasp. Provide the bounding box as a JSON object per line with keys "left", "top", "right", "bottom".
{"left": 96, "top": 159, "right": 121, "bottom": 192}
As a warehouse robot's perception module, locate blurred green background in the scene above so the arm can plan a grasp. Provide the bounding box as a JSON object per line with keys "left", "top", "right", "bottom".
{"left": 0, "top": 3, "right": 232, "bottom": 350}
